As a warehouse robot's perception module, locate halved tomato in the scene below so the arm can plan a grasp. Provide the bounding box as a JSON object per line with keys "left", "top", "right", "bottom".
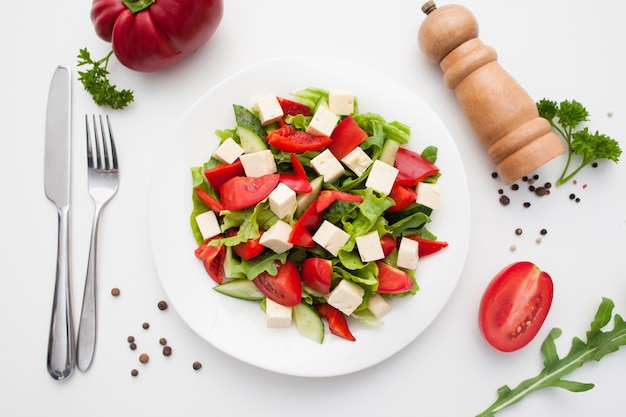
{"left": 253, "top": 260, "right": 302, "bottom": 307}
{"left": 478, "top": 261, "right": 553, "bottom": 352}
{"left": 219, "top": 174, "right": 280, "bottom": 211}
{"left": 376, "top": 261, "right": 414, "bottom": 294}
{"left": 301, "top": 257, "right": 332, "bottom": 294}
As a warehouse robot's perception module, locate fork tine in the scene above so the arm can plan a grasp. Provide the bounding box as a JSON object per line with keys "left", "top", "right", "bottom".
{"left": 85, "top": 114, "right": 95, "bottom": 169}
{"left": 104, "top": 115, "right": 118, "bottom": 171}
{"left": 92, "top": 114, "right": 104, "bottom": 170}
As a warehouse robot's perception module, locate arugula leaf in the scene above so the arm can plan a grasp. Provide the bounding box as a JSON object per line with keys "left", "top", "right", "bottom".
{"left": 476, "top": 297, "right": 626, "bottom": 417}
{"left": 537, "top": 99, "right": 621, "bottom": 185}
{"left": 77, "top": 48, "right": 134, "bottom": 109}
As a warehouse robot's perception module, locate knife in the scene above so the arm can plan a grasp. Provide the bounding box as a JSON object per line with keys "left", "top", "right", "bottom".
{"left": 44, "top": 65, "right": 74, "bottom": 380}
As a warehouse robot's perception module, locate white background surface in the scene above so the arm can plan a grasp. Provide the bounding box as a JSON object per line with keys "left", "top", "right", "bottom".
{"left": 1, "top": 1, "right": 625, "bottom": 416}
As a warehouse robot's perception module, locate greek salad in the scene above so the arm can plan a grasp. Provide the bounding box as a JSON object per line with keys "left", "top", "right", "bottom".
{"left": 189, "top": 87, "right": 447, "bottom": 343}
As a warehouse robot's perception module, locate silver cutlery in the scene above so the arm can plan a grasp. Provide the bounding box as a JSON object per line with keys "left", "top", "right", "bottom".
{"left": 44, "top": 65, "right": 74, "bottom": 381}
{"left": 76, "top": 114, "right": 119, "bottom": 371}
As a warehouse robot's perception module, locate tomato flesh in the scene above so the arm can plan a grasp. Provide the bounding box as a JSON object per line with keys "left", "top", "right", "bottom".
{"left": 301, "top": 258, "right": 332, "bottom": 294}
{"left": 253, "top": 260, "right": 302, "bottom": 307}
{"left": 376, "top": 261, "right": 414, "bottom": 294}
{"left": 479, "top": 261, "right": 554, "bottom": 352}
{"left": 194, "top": 237, "right": 226, "bottom": 284}
{"left": 219, "top": 174, "right": 280, "bottom": 211}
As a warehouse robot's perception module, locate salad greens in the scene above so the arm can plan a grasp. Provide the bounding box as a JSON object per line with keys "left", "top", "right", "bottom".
{"left": 77, "top": 48, "right": 134, "bottom": 109}
{"left": 536, "top": 99, "right": 622, "bottom": 185}
{"left": 477, "top": 296, "right": 626, "bottom": 416}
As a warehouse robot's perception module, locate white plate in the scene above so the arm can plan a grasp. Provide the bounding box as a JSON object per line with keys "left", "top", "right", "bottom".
{"left": 149, "top": 56, "right": 471, "bottom": 377}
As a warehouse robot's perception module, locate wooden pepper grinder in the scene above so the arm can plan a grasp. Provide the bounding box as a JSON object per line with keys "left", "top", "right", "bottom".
{"left": 418, "top": 1, "right": 565, "bottom": 184}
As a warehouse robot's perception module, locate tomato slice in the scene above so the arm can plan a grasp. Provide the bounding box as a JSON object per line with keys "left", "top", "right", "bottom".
{"left": 316, "top": 190, "right": 363, "bottom": 212}
{"left": 229, "top": 229, "right": 265, "bottom": 260}
{"left": 315, "top": 303, "right": 356, "bottom": 341}
{"left": 406, "top": 236, "right": 448, "bottom": 257}
{"left": 204, "top": 160, "right": 245, "bottom": 191}
{"left": 380, "top": 234, "right": 397, "bottom": 257}
{"left": 387, "top": 184, "right": 417, "bottom": 212}
{"left": 219, "top": 174, "right": 280, "bottom": 211}
{"left": 376, "top": 261, "right": 414, "bottom": 294}
{"left": 267, "top": 124, "right": 332, "bottom": 152}
{"left": 479, "top": 261, "right": 554, "bottom": 352}
{"left": 327, "top": 115, "right": 368, "bottom": 160}
{"left": 277, "top": 97, "right": 313, "bottom": 116}
{"left": 194, "top": 187, "right": 224, "bottom": 214}
{"left": 394, "top": 148, "right": 439, "bottom": 187}
{"left": 253, "top": 260, "right": 302, "bottom": 307}
{"left": 301, "top": 258, "right": 332, "bottom": 294}
{"left": 194, "top": 237, "right": 226, "bottom": 284}
{"left": 279, "top": 153, "right": 312, "bottom": 193}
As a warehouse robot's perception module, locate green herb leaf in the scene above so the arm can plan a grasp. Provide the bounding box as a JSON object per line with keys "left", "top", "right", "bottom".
{"left": 77, "top": 48, "right": 134, "bottom": 109}
{"left": 476, "top": 297, "right": 626, "bottom": 416}
{"left": 537, "top": 98, "right": 621, "bottom": 185}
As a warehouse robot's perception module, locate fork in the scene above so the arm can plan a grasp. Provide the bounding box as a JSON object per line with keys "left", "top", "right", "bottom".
{"left": 76, "top": 114, "right": 119, "bottom": 372}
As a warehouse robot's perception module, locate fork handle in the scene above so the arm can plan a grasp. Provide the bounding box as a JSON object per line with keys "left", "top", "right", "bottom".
{"left": 76, "top": 206, "right": 102, "bottom": 371}
{"left": 47, "top": 205, "right": 75, "bottom": 380}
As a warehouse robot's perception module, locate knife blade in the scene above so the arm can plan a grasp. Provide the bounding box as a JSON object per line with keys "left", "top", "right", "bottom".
{"left": 44, "top": 65, "right": 74, "bottom": 380}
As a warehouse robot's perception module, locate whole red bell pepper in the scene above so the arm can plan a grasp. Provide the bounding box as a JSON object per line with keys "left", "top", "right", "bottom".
{"left": 91, "top": 0, "right": 223, "bottom": 72}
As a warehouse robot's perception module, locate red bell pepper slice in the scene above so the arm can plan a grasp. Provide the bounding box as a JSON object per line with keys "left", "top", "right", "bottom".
{"left": 219, "top": 174, "right": 280, "bottom": 211}
{"left": 279, "top": 153, "right": 312, "bottom": 193}
{"left": 394, "top": 148, "right": 439, "bottom": 187}
{"left": 406, "top": 236, "right": 449, "bottom": 257}
{"left": 195, "top": 237, "right": 226, "bottom": 284}
{"left": 387, "top": 184, "right": 417, "bottom": 212}
{"left": 327, "top": 115, "right": 368, "bottom": 160}
{"left": 380, "top": 234, "right": 397, "bottom": 257}
{"left": 315, "top": 303, "right": 356, "bottom": 341}
{"left": 316, "top": 190, "right": 363, "bottom": 213}
{"left": 204, "top": 160, "right": 245, "bottom": 192}
{"left": 267, "top": 124, "right": 332, "bottom": 153}
{"left": 289, "top": 203, "right": 323, "bottom": 248}
{"left": 194, "top": 187, "right": 224, "bottom": 214}
{"left": 277, "top": 97, "right": 312, "bottom": 116}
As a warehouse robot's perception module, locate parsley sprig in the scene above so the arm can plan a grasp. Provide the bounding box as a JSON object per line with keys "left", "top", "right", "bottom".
{"left": 77, "top": 48, "right": 134, "bottom": 109}
{"left": 476, "top": 297, "right": 626, "bottom": 416}
{"left": 537, "top": 99, "right": 621, "bottom": 185}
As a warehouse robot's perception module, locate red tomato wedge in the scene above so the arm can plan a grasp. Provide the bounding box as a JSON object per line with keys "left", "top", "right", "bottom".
{"left": 288, "top": 222, "right": 315, "bottom": 248}
{"left": 380, "top": 234, "right": 397, "bottom": 257}
{"left": 195, "top": 238, "right": 226, "bottom": 284}
{"left": 315, "top": 303, "right": 356, "bottom": 341}
{"left": 277, "top": 97, "right": 313, "bottom": 116}
{"left": 279, "top": 153, "right": 312, "bottom": 193}
{"left": 301, "top": 258, "right": 332, "bottom": 294}
{"left": 204, "top": 160, "right": 245, "bottom": 191}
{"left": 253, "top": 260, "right": 302, "bottom": 307}
{"left": 479, "top": 261, "right": 554, "bottom": 352}
{"left": 406, "top": 236, "right": 448, "bottom": 257}
{"left": 228, "top": 229, "right": 264, "bottom": 260}
{"left": 316, "top": 190, "right": 363, "bottom": 212}
{"left": 327, "top": 115, "right": 368, "bottom": 160}
{"left": 376, "top": 261, "right": 414, "bottom": 294}
{"left": 394, "top": 148, "right": 439, "bottom": 186}
{"left": 219, "top": 174, "right": 280, "bottom": 211}
{"left": 387, "top": 184, "right": 417, "bottom": 212}
{"left": 194, "top": 187, "right": 224, "bottom": 214}
{"left": 267, "top": 124, "right": 332, "bottom": 153}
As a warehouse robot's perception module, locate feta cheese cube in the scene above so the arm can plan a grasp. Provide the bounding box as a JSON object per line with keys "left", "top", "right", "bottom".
{"left": 312, "top": 220, "right": 350, "bottom": 257}
{"left": 306, "top": 105, "right": 339, "bottom": 137}
{"left": 327, "top": 279, "right": 365, "bottom": 316}
{"left": 265, "top": 298, "right": 293, "bottom": 328}
{"left": 416, "top": 182, "right": 440, "bottom": 210}
{"left": 254, "top": 94, "right": 284, "bottom": 126}
{"left": 355, "top": 230, "right": 385, "bottom": 262}
{"left": 239, "top": 149, "right": 277, "bottom": 177}
{"left": 195, "top": 210, "right": 221, "bottom": 240}
{"left": 341, "top": 146, "right": 372, "bottom": 177}
{"left": 310, "top": 149, "right": 345, "bottom": 184}
{"left": 260, "top": 220, "right": 293, "bottom": 254}
{"left": 365, "top": 160, "right": 399, "bottom": 195}
{"left": 213, "top": 137, "right": 244, "bottom": 164}
{"left": 269, "top": 183, "right": 296, "bottom": 219}
{"left": 328, "top": 88, "right": 355, "bottom": 115}
{"left": 397, "top": 237, "right": 419, "bottom": 270}
{"left": 368, "top": 294, "right": 391, "bottom": 319}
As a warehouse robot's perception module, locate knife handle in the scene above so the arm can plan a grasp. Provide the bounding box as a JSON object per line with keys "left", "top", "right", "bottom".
{"left": 47, "top": 205, "right": 75, "bottom": 380}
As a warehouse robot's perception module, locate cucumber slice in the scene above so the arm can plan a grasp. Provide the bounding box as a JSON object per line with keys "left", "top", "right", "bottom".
{"left": 379, "top": 139, "right": 401, "bottom": 166}
{"left": 293, "top": 303, "right": 324, "bottom": 344}
{"left": 233, "top": 104, "right": 266, "bottom": 138}
{"left": 213, "top": 279, "right": 265, "bottom": 301}
{"left": 237, "top": 126, "right": 268, "bottom": 153}
{"left": 295, "top": 176, "right": 323, "bottom": 217}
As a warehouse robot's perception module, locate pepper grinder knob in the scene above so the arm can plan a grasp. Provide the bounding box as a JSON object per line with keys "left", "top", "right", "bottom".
{"left": 418, "top": 2, "right": 565, "bottom": 183}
